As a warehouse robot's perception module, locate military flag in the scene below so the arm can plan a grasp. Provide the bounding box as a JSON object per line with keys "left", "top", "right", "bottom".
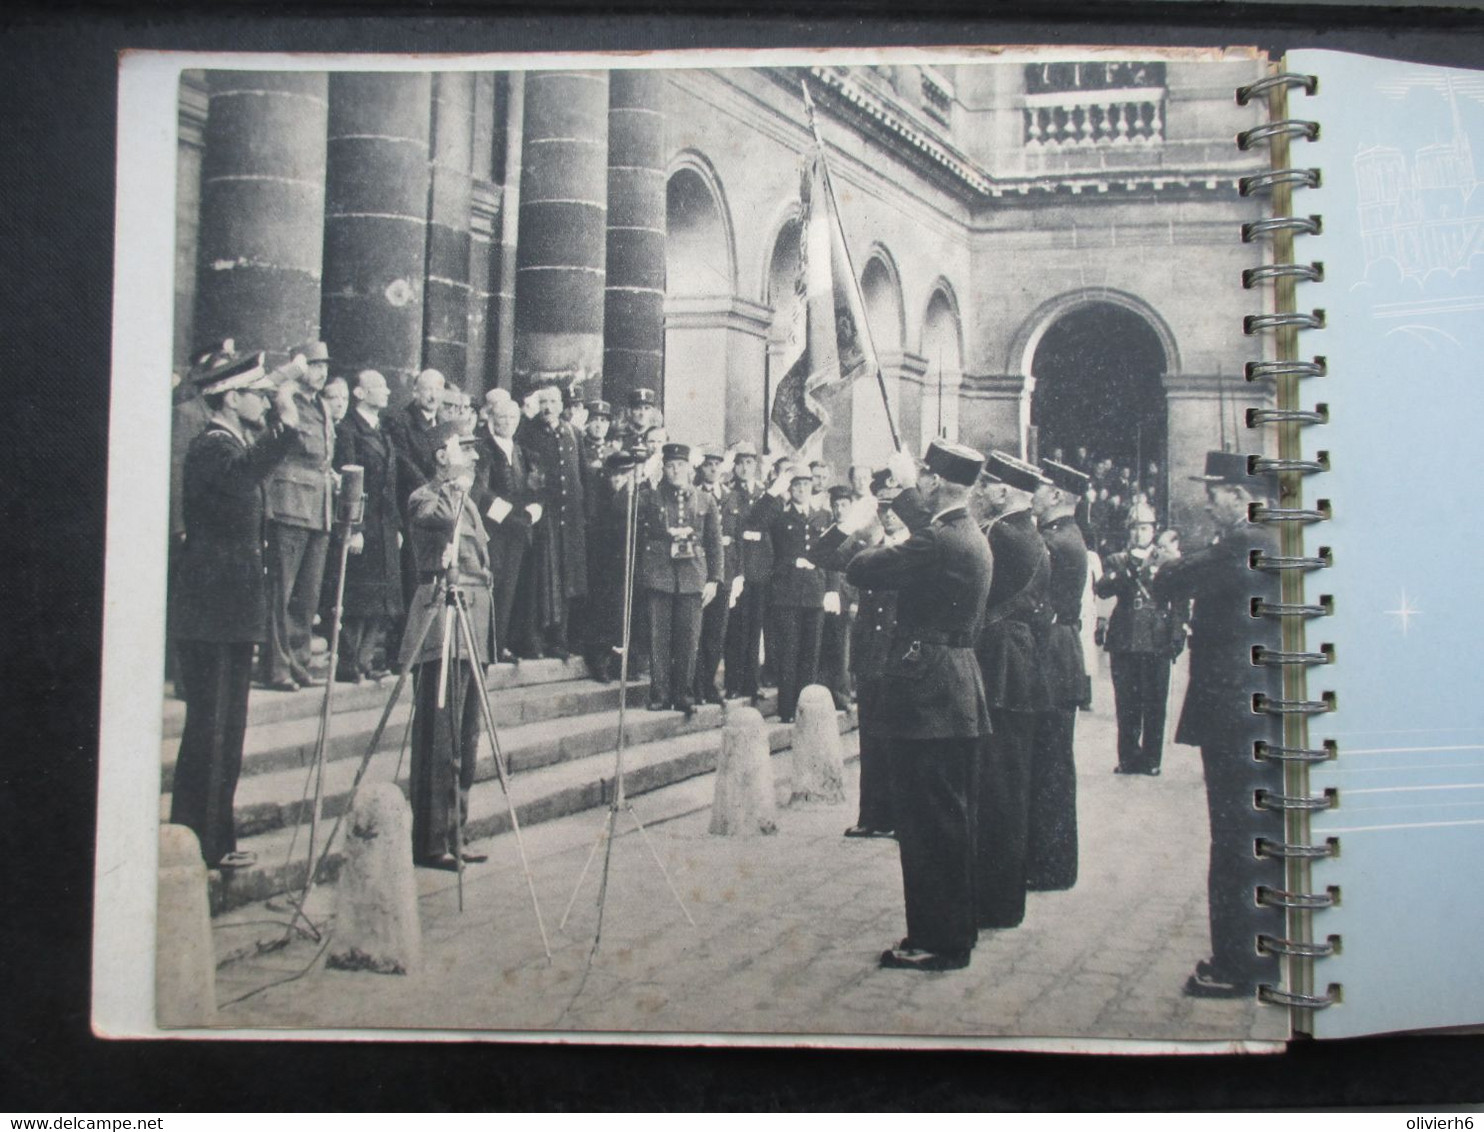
{"left": 770, "top": 85, "right": 887, "bottom": 452}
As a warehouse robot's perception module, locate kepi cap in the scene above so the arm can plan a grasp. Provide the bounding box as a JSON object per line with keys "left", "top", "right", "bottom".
{"left": 604, "top": 450, "right": 638, "bottom": 474}
{"left": 661, "top": 442, "right": 691, "bottom": 463}
{"left": 628, "top": 387, "right": 658, "bottom": 408}
{"left": 789, "top": 465, "right": 814, "bottom": 484}
{"left": 923, "top": 438, "right": 985, "bottom": 487}
{"left": 699, "top": 443, "right": 726, "bottom": 463}
{"left": 983, "top": 450, "right": 1050, "bottom": 494}
{"left": 1040, "top": 458, "right": 1091, "bottom": 495}
{"left": 827, "top": 485, "right": 853, "bottom": 502}
{"left": 189, "top": 339, "right": 237, "bottom": 382}
{"left": 730, "top": 441, "right": 759, "bottom": 459}
{"left": 196, "top": 350, "right": 274, "bottom": 396}
{"left": 1190, "top": 449, "right": 1251, "bottom": 486}
{"left": 869, "top": 468, "right": 896, "bottom": 496}
{"left": 291, "top": 340, "right": 330, "bottom": 364}
{"left": 585, "top": 399, "right": 612, "bottom": 418}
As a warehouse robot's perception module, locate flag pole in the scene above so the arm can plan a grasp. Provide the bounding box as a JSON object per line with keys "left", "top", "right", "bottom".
{"left": 800, "top": 79, "right": 902, "bottom": 453}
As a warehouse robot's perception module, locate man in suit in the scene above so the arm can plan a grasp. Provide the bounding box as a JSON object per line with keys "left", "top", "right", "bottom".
{"left": 259, "top": 340, "right": 336, "bottom": 692}
{"left": 834, "top": 439, "right": 994, "bottom": 971}
{"left": 331, "top": 369, "right": 405, "bottom": 683}
{"left": 722, "top": 442, "right": 770, "bottom": 703}
{"left": 471, "top": 390, "right": 540, "bottom": 664}
{"left": 520, "top": 378, "right": 588, "bottom": 659}
{"left": 387, "top": 368, "right": 448, "bottom": 487}
{"left": 971, "top": 451, "right": 1053, "bottom": 931}
{"left": 170, "top": 350, "right": 300, "bottom": 869}
{"left": 399, "top": 423, "right": 495, "bottom": 870}
{"left": 1024, "top": 458, "right": 1091, "bottom": 893}
{"left": 756, "top": 464, "right": 828, "bottom": 723}
{"left": 691, "top": 444, "right": 734, "bottom": 706}
{"left": 1150, "top": 450, "right": 1284, "bottom": 999}
{"left": 1096, "top": 498, "right": 1184, "bottom": 776}
{"left": 817, "top": 484, "right": 857, "bottom": 710}
{"left": 636, "top": 443, "right": 723, "bottom": 716}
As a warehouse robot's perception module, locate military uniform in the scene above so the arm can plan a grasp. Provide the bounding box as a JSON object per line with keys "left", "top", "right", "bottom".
{"left": 636, "top": 461, "right": 724, "bottom": 712}
{"left": 760, "top": 495, "right": 829, "bottom": 722}
{"left": 692, "top": 471, "right": 735, "bottom": 704}
{"left": 841, "top": 446, "right": 994, "bottom": 966}
{"left": 170, "top": 353, "right": 296, "bottom": 867}
{"left": 400, "top": 475, "right": 495, "bottom": 864}
{"left": 1096, "top": 545, "right": 1183, "bottom": 774}
{"left": 1150, "top": 452, "right": 1284, "bottom": 994}
{"left": 722, "top": 477, "right": 771, "bottom": 700}
{"left": 974, "top": 475, "right": 1054, "bottom": 929}
{"left": 520, "top": 413, "right": 588, "bottom": 656}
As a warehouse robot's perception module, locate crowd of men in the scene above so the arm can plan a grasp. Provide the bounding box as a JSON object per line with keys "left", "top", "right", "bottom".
{"left": 168, "top": 338, "right": 1282, "bottom": 1000}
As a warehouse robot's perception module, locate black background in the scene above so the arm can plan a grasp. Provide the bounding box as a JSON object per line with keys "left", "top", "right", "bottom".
{"left": 5, "top": 0, "right": 1484, "bottom": 1111}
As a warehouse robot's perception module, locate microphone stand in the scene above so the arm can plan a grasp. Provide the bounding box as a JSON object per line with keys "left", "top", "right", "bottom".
{"left": 560, "top": 462, "right": 694, "bottom": 956}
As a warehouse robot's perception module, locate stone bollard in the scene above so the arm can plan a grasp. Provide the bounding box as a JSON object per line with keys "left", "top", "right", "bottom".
{"left": 709, "top": 705, "right": 778, "bottom": 835}
{"left": 327, "top": 783, "right": 422, "bottom": 975}
{"left": 790, "top": 684, "right": 846, "bottom": 805}
{"left": 156, "top": 824, "right": 218, "bottom": 1027}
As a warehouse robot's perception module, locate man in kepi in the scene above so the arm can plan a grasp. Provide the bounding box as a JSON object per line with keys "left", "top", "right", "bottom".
{"left": 170, "top": 350, "right": 300, "bottom": 869}
{"left": 400, "top": 423, "right": 494, "bottom": 871}
{"left": 1150, "top": 450, "right": 1284, "bottom": 998}
{"left": 833, "top": 439, "right": 994, "bottom": 971}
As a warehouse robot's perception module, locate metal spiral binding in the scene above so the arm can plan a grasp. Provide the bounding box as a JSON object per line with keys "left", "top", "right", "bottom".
{"left": 1240, "top": 66, "right": 1337, "bottom": 1013}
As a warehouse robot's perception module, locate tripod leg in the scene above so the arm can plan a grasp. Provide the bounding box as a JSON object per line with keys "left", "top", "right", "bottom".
{"left": 591, "top": 803, "right": 620, "bottom": 953}
{"left": 446, "top": 610, "right": 466, "bottom": 914}
{"left": 454, "top": 594, "right": 552, "bottom": 959}
{"left": 560, "top": 815, "right": 611, "bottom": 931}
{"left": 624, "top": 803, "right": 696, "bottom": 927}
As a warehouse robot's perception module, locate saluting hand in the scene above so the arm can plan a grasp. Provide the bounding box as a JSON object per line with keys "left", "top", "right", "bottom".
{"left": 886, "top": 449, "right": 918, "bottom": 490}
{"left": 274, "top": 375, "right": 301, "bottom": 429}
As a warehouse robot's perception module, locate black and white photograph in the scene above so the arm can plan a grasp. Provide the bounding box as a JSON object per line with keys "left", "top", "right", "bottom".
{"left": 97, "top": 45, "right": 1292, "bottom": 1047}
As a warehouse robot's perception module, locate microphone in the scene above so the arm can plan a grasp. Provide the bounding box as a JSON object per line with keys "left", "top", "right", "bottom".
{"left": 337, "top": 464, "right": 365, "bottom": 528}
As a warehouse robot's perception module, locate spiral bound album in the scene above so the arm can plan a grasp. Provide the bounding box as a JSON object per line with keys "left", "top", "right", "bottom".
{"left": 92, "top": 42, "right": 1483, "bottom": 1048}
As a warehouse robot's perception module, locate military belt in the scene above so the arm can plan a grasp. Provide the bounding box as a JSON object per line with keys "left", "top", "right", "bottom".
{"left": 898, "top": 628, "right": 975, "bottom": 648}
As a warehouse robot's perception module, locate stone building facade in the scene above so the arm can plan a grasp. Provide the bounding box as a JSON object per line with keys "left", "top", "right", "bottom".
{"left": 173, "top": 56, "right": 1273, "bottom": 538}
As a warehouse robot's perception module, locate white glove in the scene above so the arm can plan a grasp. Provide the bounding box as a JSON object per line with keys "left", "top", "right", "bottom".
{"left": 348, "top": 532, "right": 365, "bottom": 555}
{"left": 836, "top": 494, "right": 879, "bottom": 536}
{"left": 768, "top": 471, "right": 792, "bottom": 499}
{"left": 822, "top": 591, "right": 841, "bottom": 615}
{"left": 887, "top": 449, "right": 919, "bottom": 489}
{"left": 729, "top": 574, "right": 745, "bottom": 608}
{"left": 486, "top": 497, "right": 513, "bottom": 524}
{"left": 525, "top": 502, "right": 543, "bottom": 525}
{"left": 702, "top": 581, "right": 719, "bottom": 607}
{"left": 568, "top": 402, "right": 589, "bottom": 431}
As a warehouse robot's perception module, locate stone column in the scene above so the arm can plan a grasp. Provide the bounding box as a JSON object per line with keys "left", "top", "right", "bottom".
{"left": 957, "top": 373, "right": 1028, "bottom": 459}
{"left": 513, "top": 70, "right": 609, "bottom": 398}
{"left": 194, "top": 71, "right": 327, "bottom": 363}
{"left": 663, "top": 295, "right": 770, "bottom": 446}
{"left": 489, "top": 73, "right": 524, "bottom": 395}
{"left": 319, "top": 73, "right": 432, "bottom": 400}
{"left": 422, "top": 73, "right": 476, "bottom": 389}
{"left": 465, "top": 73, "right": 500, "bottom": 399}
{"left": 603, "top": 71, "right": 667, "bottom": 408}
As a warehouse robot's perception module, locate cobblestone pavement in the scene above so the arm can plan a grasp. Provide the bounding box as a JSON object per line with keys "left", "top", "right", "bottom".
{"left": 210, "top": 656, "right": 1286, "bottom": 1047}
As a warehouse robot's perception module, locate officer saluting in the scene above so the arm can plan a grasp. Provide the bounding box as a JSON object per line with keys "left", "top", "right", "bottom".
{"left": 830, "top": 439, "right": 994, "bottom": 971}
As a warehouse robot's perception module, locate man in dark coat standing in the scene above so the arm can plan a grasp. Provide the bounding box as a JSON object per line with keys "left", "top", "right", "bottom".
{"left": 817, "top": 484, "right": 857, "bottom": 709}
{"left": 755, "top": 465, "right": 828, "bottom": 723}
{"left": 691, "top": 444, "right": 733, "bottom": 705}
{"left": 471, "top": 391, "right": 539, "bottom": 664}
{"left": 722, "top": 442, "right": 770, "bottom": 703}
{"left": 170, "top": 351, "right": 300, "bottom": 869}
{"left": 835, "top": 440, "right": 994, "bottom": 971}
{"left": 971, "top": 451, "right": 1054, "bottom": 930}
{"left": 259, "top": 340, "right": 336, "bottom": 692}
{"left": 1096, "top": 498, "right": 1184, "bottom": 775}
{"left": 399, "top": 423, "right": 495, "bottom": 870}
{"left": 331, "top": 369, "right": 404, "bottom": 682}
{"left": 1025, "top": 458, "right": 1091, "bottom": 893}
{"left": 585, "top": 450, "right": 642, "bottom": 681}
{"left": 1150, "top": 450, "right": 1284, "bottom": 999}
{"left": 636, "top": 443, "right": 723, "bottom": 716}
{"left": 520, "top": 378, "right": 588, "bottom": 659}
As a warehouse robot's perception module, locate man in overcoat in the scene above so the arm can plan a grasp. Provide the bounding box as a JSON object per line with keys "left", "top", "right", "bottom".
{"left": 721, "top": 442, "right": 771, "bottom": 703}
{"left": 636, "top": 443, "right": 723, "bottom": 716}
{"left": 691, "top": 444, "right": 734, "bottom": 706}
{"left": 330, "top": 370, "right": 404, "bottom": 682}
{"left": 836, "top": 439, "right": 994, "bottom": 971}
{"left": 1025, "top": 458, "right": 1091, "bottom": 892}
{"left": 259, "top": 340, "right": 336, "bottom": 691}
{"left": 399, "top": 423, "right": 495, "bottom": 870}
{"left": 1150, "top": 450, "right": 1284, "bottom": 998}
{"left": 170, "top": 351, "right": 300, "bottom": 869}
{"left": 755, "top": 465, "right": 829, "bottom": 723}
{"left": 817, "top": 484, "right": 858, "bottom": 709}
{"left": 471, "top": 391, "right": 539, "bottom": 664}
{"left": 971, "top": 451, "right": 1054, "bottom": 930}
{"left": 584, "top": 450, "right": 642, "bottom": 682}
{"left": 520, "top": 378, "right": 588, "bottom": 659}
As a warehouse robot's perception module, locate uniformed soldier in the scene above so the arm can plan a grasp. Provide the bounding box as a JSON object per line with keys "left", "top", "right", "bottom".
{"left": 636, "top": 443, "right": 724, "bottom": 717}
{"left": 835, "top": 440, "right": 994, "bottom": 971}
{"left": 722, "top": 442, "right": 771, "bottom": 703}
{"left": 399, "top": 423, "right": 495, "bottom": 870}
{"left": 971, "top": 451, "right": 1054, "bottom": 930}
{"left": 1149, "top": 450, "right": 1284, "bottom": 998}
{"left": 1095, "top": 498, "right": 1185, "bottom": 776}
{"left": 817, "top": 484, "right": 857, "bottom": 710}
{"left": 170, "top": 350, "right": 301, "bottom": 869}
{"left": 821, "top": 467, "right": 903, "bottom": 839}
{"left": 1026, "top": 458, "right": 1091, "bottom": 892}
{"left": 609, "top": 386, "right": 662, "bottom": 452}
{"left": 754, "top": 464, "right": 829, "bottom": 723}
{"left": 692, "top": 444, "right": 734, "bottom": 705}
{"left": 579, "top": 399, "right": 613, "bottom": 519}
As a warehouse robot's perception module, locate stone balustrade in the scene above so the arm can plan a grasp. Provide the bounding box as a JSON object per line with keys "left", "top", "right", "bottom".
{"left": 1023, "top": 88, "right": 1166, "bottom": 149}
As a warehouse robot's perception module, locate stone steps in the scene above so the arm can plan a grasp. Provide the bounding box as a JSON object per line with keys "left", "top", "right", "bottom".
{"left": 200, "top": 696, "right": 856, "bottom": 915}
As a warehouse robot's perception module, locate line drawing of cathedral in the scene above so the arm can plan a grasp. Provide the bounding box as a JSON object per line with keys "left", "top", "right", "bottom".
{"left": 171, "top": 54, "right": 1270, "bottom": 537}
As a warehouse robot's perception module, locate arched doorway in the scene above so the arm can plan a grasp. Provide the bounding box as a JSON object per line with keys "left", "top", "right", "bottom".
{"left": 1029, "top": 301, "right": 1168, "bottom": 489}
{"left": 763, "top": 216, "right": 803, "bottom": 456}
{"left": 920, "top": 286, "right": 963, "bottom": 449}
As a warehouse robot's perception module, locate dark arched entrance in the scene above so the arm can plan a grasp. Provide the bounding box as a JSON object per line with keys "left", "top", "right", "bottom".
{"left": 1030, "top": 302, "right": 1167, "bottom": 484}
